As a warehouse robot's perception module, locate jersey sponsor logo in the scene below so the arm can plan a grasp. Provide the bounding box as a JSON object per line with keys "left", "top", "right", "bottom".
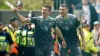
{"left": 44, "top": 26, "right": 48, "bottom": 31}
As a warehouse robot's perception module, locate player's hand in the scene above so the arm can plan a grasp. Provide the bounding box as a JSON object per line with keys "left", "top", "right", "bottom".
{"left": 62, "top": 40, "right": 66, "bottom": 48}
{"left": 12, "top": 7, "right": 18, "bottom": 12}
{"left": 82, "top": 40, "right": 86, "bottom": 49}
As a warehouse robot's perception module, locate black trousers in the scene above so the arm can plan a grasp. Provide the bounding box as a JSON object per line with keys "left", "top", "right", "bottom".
{"left": 18, "top": 45, "right": 35, "bottom": 56}
{"left": 10, "top": 53, "right": 17, "bottom": 56}
{"left": 0, "top": 51, "right": 7, "bottom": 56}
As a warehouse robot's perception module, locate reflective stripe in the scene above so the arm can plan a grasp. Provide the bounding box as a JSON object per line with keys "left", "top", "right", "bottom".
{"left": 0, "top": 36, "right": 9, "bottom": 52}
{"left": 27, "top": 37, "right": 35, "bottom": 46}
{"left": 20, "top": 37, "right": 26, "bottom": 46}
{"left": 27, "top": 31, "right": 35, "bottom": 46}
{"left": 22, "top": 30, "right": 27, "bottom": 36}
{"left": 0, "top": 36, "right": 6, "bottom": 41}
{"left": 16, "top": 30, "right": 35, "bottom": 47}
{"left": 16, "top": 30, "right": 21, "bottom": 34}
{"left": 16, "top": 30, "right": 21, "bottom": 44}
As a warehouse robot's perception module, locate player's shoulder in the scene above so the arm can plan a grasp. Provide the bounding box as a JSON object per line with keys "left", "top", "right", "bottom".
{"left": 49, "top": 16, "right": 55, "bottom": 20}
{"left": 68, "top": 13, "right": 77, "bottom": 19}
{"left": 56, "top": 15, "right": 62, "bottom": 19}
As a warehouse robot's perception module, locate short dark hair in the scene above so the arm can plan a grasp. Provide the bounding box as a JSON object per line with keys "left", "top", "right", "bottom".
{"left": 43, "top": 4, "right": 52, "bottom": 11}
{"left": 9, "top": 17, "right": 17, "bottom": 23}
{"left": 60, "top": 4, "right": 68, "bottom": 9}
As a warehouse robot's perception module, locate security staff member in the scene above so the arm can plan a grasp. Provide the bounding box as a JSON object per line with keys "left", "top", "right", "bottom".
{"left": 0, "top": 22, "right": 13, "bottom": 56}
{"left": 16, "top": 23, "right": 35, "bottom": 56}
{"left": 4, "top": 17, "right": 18, "bottom": 56}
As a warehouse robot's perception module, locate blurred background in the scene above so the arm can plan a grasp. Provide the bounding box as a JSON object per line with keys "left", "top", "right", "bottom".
{"left": 0, "top": 0, "right": 78, "bottom": 11}
{"left": 0, "top": 0, "right": 75, "bottom": 25}
{"left": 0, "top": 0, "right": 54, "bottom": 10}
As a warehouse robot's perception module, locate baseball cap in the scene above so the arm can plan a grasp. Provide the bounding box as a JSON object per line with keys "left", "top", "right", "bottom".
{"left": 93, "top": 21, "right": 99, "bottom": 25}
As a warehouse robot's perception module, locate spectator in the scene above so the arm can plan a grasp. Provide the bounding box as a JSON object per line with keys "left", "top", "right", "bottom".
{"left": 15, "top": 0, "right": 23, "bottom": 10}
{"left": 95, "top": 0, "right": 100, "bottom": 22}
{"left": 89, "top": 0, "right": 96, "bottom": 7}
{"left": 69, "top": 0, "right": 81, "bottom": 13}
{"left": 92, "top": 21, "right": 100, "bottom": 47}
{"left": 76, "top": 0, "right": 98, "bottom": 31}
{"left": 81, "top": 23, "right": 98, "bottom": 56}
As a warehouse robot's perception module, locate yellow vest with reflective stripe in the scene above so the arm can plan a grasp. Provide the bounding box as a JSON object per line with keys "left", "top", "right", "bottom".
{"left": 79, "top": 28, "right": 98, "bottom": 53}
{"left": 16, "top": 30, "right": 21, "bottom": 45}
{"left": 0, "top": 36, "right": 9, "bottom": 52}
{"left": 16, "top": 29, "right": 35, "bottom": 47}
{"left": 4, "top": 27, "right": 16, "bottom": 42}
{"left": 27, "top": 31, "right": 35, "bottom": 46}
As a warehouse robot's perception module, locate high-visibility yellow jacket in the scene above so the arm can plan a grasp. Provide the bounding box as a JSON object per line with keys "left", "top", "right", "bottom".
{"left": 0, "top": 32, "right": 9, "bottom": 52}
{"left": 4, "top": 27, "right": 16, "bottom": 42}
{"left": 16, "top": 28, "right": 35, "bottom": 47}
{"left": 4, "top": 26, "right": 18, "bottom": 54}
{"left": 78, "top": 28, "right": 98, "bottom": 53}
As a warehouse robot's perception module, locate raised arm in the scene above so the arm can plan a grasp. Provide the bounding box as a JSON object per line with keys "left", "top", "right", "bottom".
{"left": 5, "top": 0, "right": 30, "bottom": 23}
{"left": 13, "top": 8, "right": 31, "bottom": 23}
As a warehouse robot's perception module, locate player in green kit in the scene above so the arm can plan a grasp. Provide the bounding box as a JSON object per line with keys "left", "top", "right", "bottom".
{"left": 56, "top": 4, "right": 85, "bottom": 56}
{"left": 11, "top": 4, "right": 66, "bottom": 56}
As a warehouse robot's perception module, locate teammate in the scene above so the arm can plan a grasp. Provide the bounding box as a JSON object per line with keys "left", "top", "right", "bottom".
{"left": 56, "top": 4, "right": 85, "bottom": 56}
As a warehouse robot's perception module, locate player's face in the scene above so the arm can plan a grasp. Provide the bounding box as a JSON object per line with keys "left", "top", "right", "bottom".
{"left": 59, "top": 6, "right": 68, "bottom": 17}
{"left": 41, "top": 7, "right": 50, "bottom": 17}
{"left": 82, "top": 0, "right": 88, "bottom": 5}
